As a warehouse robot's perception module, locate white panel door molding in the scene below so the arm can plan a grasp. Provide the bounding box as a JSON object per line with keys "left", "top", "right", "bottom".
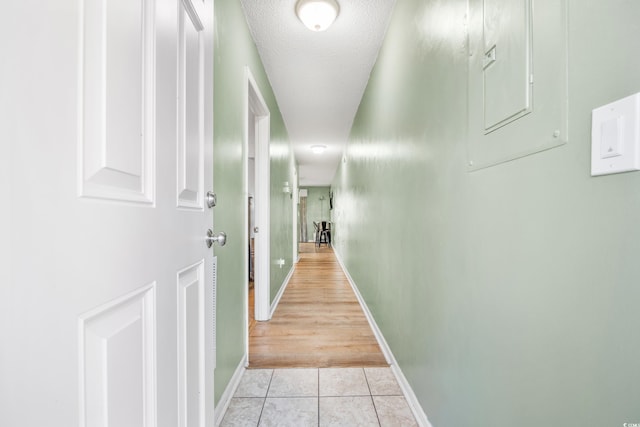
{"left": 1, "top": 1, "right": 215, "bottom": 426}
{"left": 177, "top": 261, "right": 205, "bottom": 427}
{"left": 79, "top": 283, "right": 157, "bottom": 427}
{"left": 176, "top": 0, "right": 205, "bottom": 210}
{"left": 78, "top": 0, "right": 156, "bottom": 204}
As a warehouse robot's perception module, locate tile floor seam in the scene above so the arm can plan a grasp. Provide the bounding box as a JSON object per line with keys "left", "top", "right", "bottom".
{"left": 369, "top": 394, "right": 382, "bottom": 427}
{"left": 363, "top": 367, "right": 373, "bottom": 395}
{"left": 319, "top": 394, "right": 373, "bottom": 398}
{"left": 264, "top": 395, "right": 322, "bottom": 399}
{"left": 254, "top": 400, "right": 262, "bottom": 427}
{"left": 255, "top": 369, "right": 274, "bottom": 426}
{"left": 363, "top": 368, "right": 383, "bottom": 426}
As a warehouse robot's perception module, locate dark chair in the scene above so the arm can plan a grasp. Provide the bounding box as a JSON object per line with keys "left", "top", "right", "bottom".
{"left": 313, "top": 221, "right": 321, "bottom": 247}
{"left": 319, "top": 221, "right": 331, "bottom": 247}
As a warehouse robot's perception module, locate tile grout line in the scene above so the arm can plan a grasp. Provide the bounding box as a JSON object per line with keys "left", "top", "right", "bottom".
{"left": 255, "top": 369, "right": 275, "bottom": 426}
{"left": 363, "top": 367, "right": 373, "bottom": 396}
{"left": 370, "top": 394, "right": 382, "bottom": 427}
{"left": 363, "top": 368, "right": 383, "bottom": 426}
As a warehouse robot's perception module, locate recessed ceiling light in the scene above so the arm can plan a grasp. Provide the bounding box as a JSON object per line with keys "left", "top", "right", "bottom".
{"left": 295, "top": 0, "right": 340, "bottom": 32}
{"left": 311, "top": 144, "right": 327, "bottom": 154}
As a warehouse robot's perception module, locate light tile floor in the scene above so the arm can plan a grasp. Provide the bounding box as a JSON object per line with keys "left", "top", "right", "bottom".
{"left": 220, "top": 367, "right": 418, "bottom": 427}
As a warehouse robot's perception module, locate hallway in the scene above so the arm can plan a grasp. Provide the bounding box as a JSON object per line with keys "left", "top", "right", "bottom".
{"left": 249, "top": 243, "right": 387, "bottom": 368}
{"left": 221, "top": 243, "right": 418, "bottom": 425}
{"left": 4, "top": 1, "right": 638, "bottom": 426}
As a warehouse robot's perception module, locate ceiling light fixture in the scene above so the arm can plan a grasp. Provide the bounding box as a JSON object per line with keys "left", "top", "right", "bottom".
{"left": 295, "top": 0, "right": 340, "bottom": 32}
{"left": 311, "top": 144, "right": 327, "bottom": 154}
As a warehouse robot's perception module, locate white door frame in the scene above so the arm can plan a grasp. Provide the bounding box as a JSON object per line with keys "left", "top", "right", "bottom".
{"left": 244, "top": 67, "right": 271, "bottom": 330}
{"left": 292, "top": 167, "right": 299, "bottom": 263}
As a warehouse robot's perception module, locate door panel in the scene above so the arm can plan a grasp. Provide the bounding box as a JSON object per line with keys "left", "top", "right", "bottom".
{"left": 177, "top": 1, "right": 205, "bottom": 210}
{"left": 482, "top": 0, "right": 532, "bottom": 133}
{"left": 80, "top": 0, "right": 155, "bottom": 203}
{"left": 1, "top": 1, "right": 215, "bottom": 426}
{"left": 79, "top": 283, "right": 156, "bottom": 427}
{"left": 177, "top": 261, "right": 205, "bottom": 427}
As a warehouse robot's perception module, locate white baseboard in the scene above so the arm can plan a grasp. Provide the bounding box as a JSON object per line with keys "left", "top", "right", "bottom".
{"left": 390, "top": 363, "right": 433, "bottom": 427}
{"left": 270, "top": 264, "right": 295, "bottom": 318}
{"left": 214, "top": 354, "right": 248, "bottom": 427}
{"left": 333, "top": 250, "right": 433, "bottom": 427}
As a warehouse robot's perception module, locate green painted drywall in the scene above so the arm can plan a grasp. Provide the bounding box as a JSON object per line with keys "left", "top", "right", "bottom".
{"left": 213, "top": 0, "right": 296, "bottom": 404}
{"left": 332, "top": 0, "right": 640, "bottom": 425}
{"left": 301, "top": 187, "right": 331, "bottom": 241}
{"left": 269, "top": 141, "right": 297, "bottom": 304}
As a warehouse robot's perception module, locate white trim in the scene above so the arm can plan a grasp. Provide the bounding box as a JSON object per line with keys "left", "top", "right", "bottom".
{"left": 269, "top": 264, "right": 295, "bottom": 318}
{"left": 214, "top": 354, "right": 248, "bottom": 427}
{"left": 243, "top": 66, "right": 271, "bottom": 323}
{"left": 292, "top": 165, "right": 298, "bottom": 264}
{"left": 390, "top": 364, "right": 432, "bottom": 427}
{"left": 242, "top": 67, "right": 250, "bottom": 368}
{"left": 333, "top": 249, "right": 433, "bottom": 427}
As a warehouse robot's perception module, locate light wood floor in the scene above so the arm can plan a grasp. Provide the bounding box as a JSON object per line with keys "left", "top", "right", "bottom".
{"left": 248, "top": 243, "right": 388, "bottom": 368}
{"left": 248, "top": 282, "right": 256, "bottom": 335}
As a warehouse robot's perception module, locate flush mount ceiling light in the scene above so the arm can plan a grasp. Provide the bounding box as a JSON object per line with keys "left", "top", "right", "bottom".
{"left": 311, "top": 144, "right": 327, "bottom": 154}
{"left": 295, "top": 0, "right": 340, "bottom": 32}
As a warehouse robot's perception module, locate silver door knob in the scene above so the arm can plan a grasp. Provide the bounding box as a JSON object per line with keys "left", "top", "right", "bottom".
{"left": 206, "top": 229, "right": 226, "bottom": 248}
{"left": 253, "top": 226, "right": 259, "bottom": 233}
{"left": 206, "top": 191, "right": 217, "bottom": 208}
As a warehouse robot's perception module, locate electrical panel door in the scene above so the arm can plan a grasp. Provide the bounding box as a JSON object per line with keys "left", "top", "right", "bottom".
{"left": 482, "top": 0, "right": 532, "bottom": 133}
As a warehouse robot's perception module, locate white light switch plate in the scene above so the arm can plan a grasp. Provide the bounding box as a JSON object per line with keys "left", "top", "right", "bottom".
{"left": 592, "top": 92, "right": 640, "bottom": 176}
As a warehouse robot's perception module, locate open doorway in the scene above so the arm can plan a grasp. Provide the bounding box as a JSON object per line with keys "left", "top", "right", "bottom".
{"left": 244, "top": 67, "right": 271, "bottom": 363}
{"left": 247, "top": 181, "right": 255, "bottom": 335}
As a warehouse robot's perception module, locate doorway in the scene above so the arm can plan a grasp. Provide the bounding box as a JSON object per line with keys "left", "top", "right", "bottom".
{"left": 244, "top": 67, "right": 271, "bottom": 363}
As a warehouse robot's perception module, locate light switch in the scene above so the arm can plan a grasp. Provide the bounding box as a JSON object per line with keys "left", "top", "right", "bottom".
{"left": 591, "top": 93, "right": 640, "bottom": 176}
{"left": 599, "top": 116, "right": 623, "bottom": 159}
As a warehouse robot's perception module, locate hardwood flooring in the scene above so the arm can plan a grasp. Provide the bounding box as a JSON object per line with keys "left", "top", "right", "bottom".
{"left": 248, "top": 243, "right": 388, "bottom": 368}
{"left": 248, "top": 282, "right": 256, "bottom": 335}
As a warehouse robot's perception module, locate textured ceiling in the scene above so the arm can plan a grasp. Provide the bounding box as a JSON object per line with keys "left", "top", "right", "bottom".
{"left": 239, "top": 0, "right": 396, "bottom": 186}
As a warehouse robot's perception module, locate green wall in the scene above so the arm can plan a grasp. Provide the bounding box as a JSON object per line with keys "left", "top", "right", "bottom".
{"left": 269, "top": 144, "right": 297, "bottom": 304}
{"left": 213, "top": 0, "right": 296, "bottom": 404}
{"left": 332, "top": 0, "right": 640, "bottom": 425}
{"left": 301, "top": 186, "right": 331, "bottom": 241}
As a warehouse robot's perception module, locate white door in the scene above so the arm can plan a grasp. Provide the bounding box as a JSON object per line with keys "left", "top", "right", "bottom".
{"left": 0, "top": 1, "right": 215, "bottom": 426}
